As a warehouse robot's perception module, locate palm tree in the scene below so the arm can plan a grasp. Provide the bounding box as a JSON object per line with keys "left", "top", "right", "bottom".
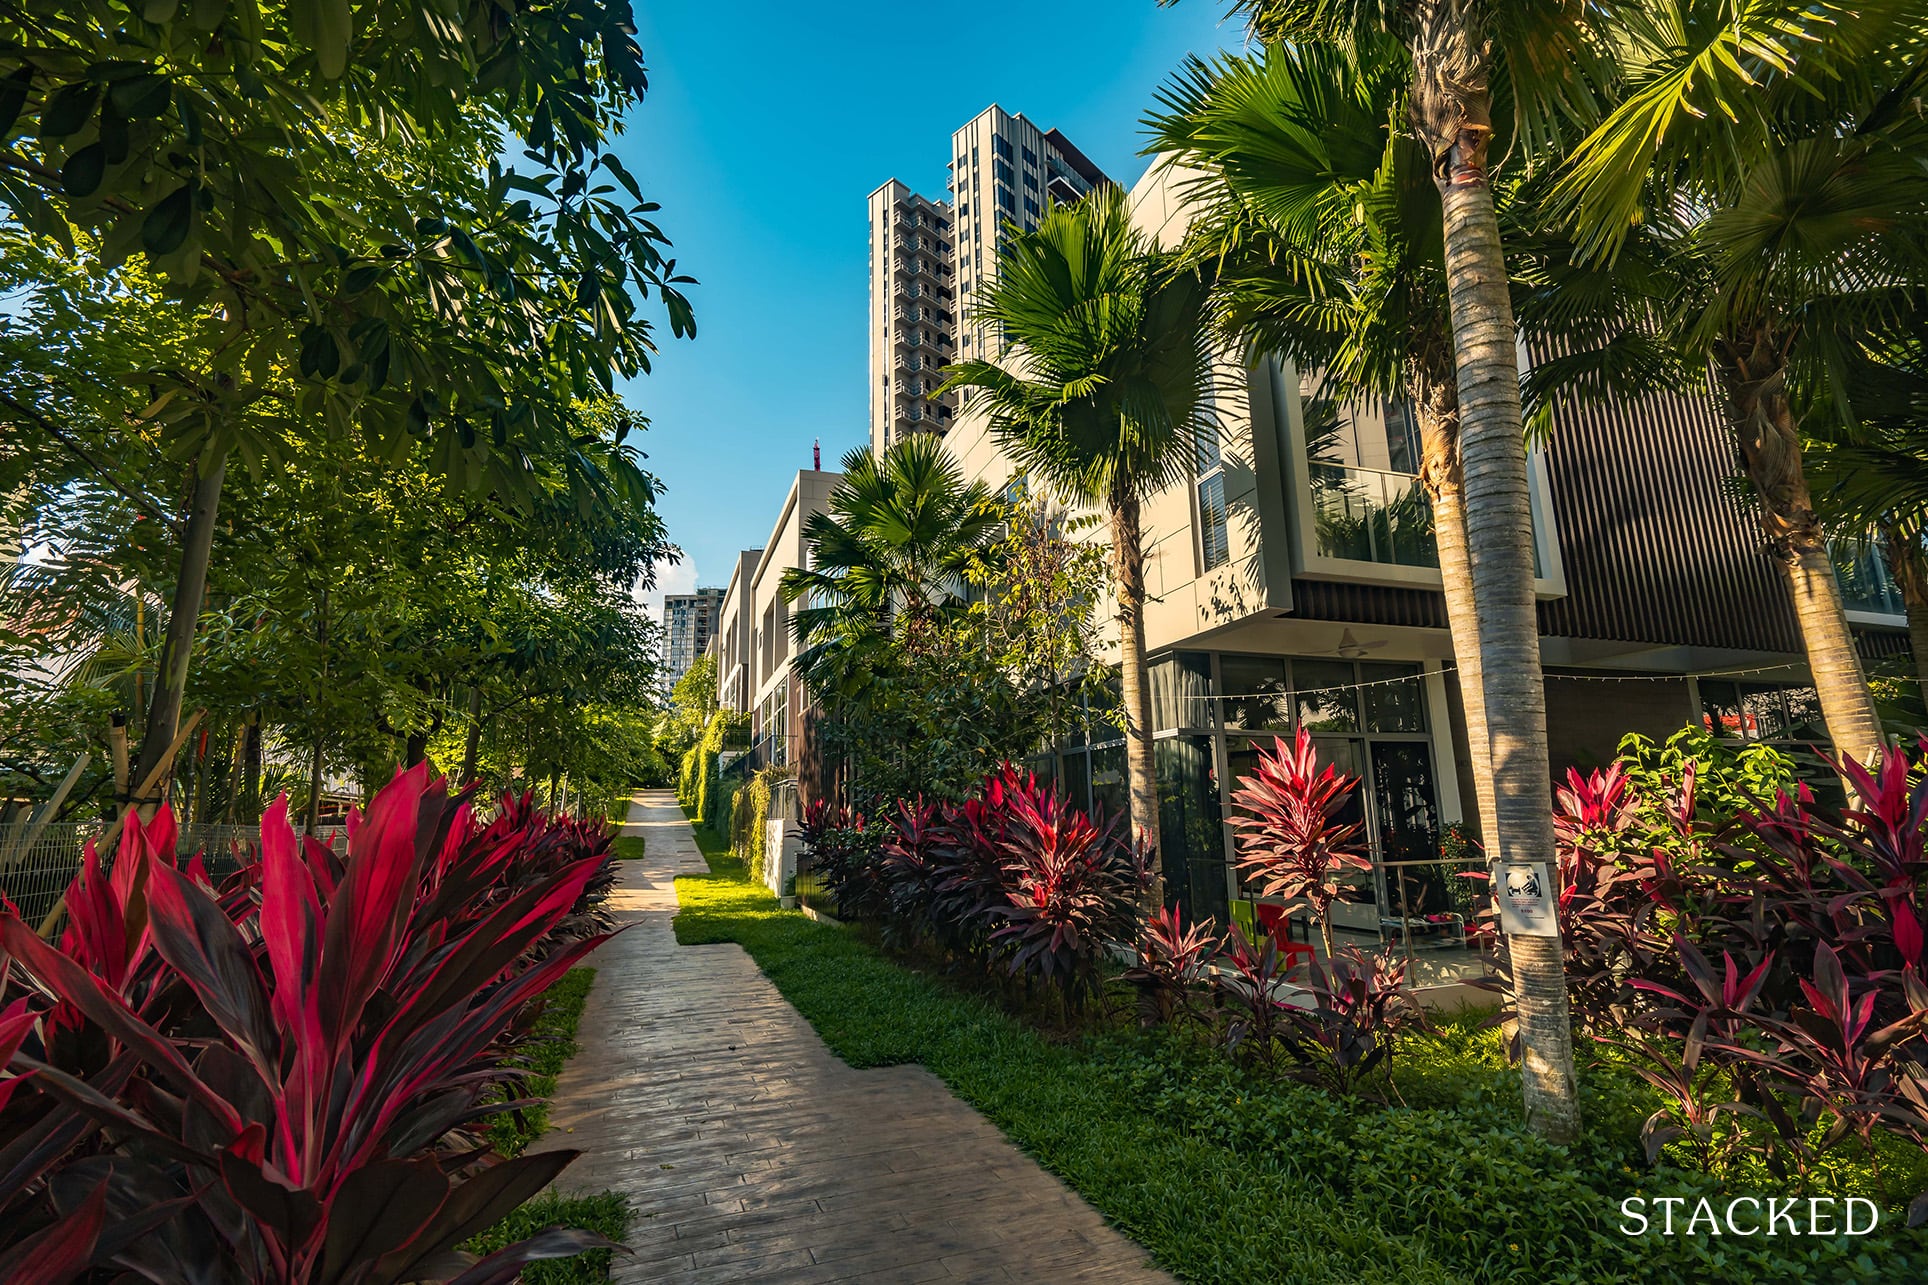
{"left": 779, "top": 433, "right": 1003, "bottom": 701}
{"left": 1551, "top": 1, "right": 1928, "bottom": 766}
{"left": 939, "top": 186, "right": 1215, "bottom": 903}
{"left": 1147, "top": 36, "right": 1507, "bottom": 833}
{"left": 1147, "top": 23, "right": 1618, "bottom": 1139}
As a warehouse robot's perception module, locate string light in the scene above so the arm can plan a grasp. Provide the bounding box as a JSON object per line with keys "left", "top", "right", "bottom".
{"left": 1173, "top": 658, "right": 1884, "bottom": 702}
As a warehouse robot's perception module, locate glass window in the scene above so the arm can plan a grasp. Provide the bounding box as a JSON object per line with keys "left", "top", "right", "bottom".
{"left": 1021, "top": 145, "right": 1037, "bottom": 166}
{"left": 1384, "top": 400, "right": 1421, "bottom": 474}
{"left": 1158, "top": 736, "right": 1228, "bottom": 923}
{"left": 993, "top": 136, "right": 1013, "bottom": 160}
{"left": 1221, "top": 655, "right": 1290, "bottom": 730}
{"left": 1150, "top": 652, "right": 1214, "bottom": 731}
{"left": 1739, "top": 685, "right": 1790, "bottom": 741}
{"left": 1293, "top": 660, "right": 1360, "bottom": 732}
{"left": 1699, "top": 680, "right": 1743, "bottom": 738}
{"left": 1784, "top": 685, "right": 1827, "bottom": 741}
{"left": 1198, "top": 474, "right": 1229, "bottom": 570}
{"left": 994, "top": 159, "right": 1014, "bottom": 187}
{"left": 1090, "top": 743, "right": 1128, "bottom": 824}
{"left": 1361, "top": 662, "right": 1427, "bottom": 732}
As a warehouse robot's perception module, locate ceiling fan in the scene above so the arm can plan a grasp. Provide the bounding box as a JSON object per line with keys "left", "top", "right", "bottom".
{"left": 1327, "top": 628, "right": 1389, "bottom": 660}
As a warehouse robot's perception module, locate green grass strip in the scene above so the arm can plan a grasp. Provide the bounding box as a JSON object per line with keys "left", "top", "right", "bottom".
{"left": 672, "top": 854, "right": 1921, "bottom": 1284}
{"left": 463, "top": 1189, "right": 628, "bottom": 1285}
{"left": 489, "top": 965, "right": 598, "bottom": 1157}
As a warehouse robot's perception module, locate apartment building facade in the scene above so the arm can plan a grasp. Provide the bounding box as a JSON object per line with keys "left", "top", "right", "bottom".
{"left": 661, "top": 588, "right": 724, "bottom": 698}
{"left": 866, "top": 107, "right": 1107, "bottom": 457}
{"left": 938, "top": 159, "right": 1910, "bottom": 991}
{"left": 715, "top": 548, "right": 764, "bottom": 715}
{"left": 868, "top": 181, "right": 958, "bottom": 454}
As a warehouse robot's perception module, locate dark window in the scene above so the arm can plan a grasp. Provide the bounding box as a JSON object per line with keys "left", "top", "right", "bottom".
{"left": 993, "top": 136, "right": 1013, "bottom": 160}
{"left": 997, "top": 186, "right": 1015, "bottom": 214}
{"left": 1021, "top": 145, "right": 1037, "bottom": 166}
{"left": 994, "top": 159, "right": 1014, "bottom": 187}
{"left": 1023, "top": 170, "right": 1038, "bottom": 191}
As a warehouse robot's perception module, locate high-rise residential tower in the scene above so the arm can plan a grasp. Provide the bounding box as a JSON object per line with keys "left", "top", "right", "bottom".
{"left": 948, "top": 106, "right": 1108, "bottom": 357}
{"left": 867, "top": 181, "right": 957, "bottom": 456}
{"left": 866, "top": 108, "right": 1107, "bottom": 457}
{"left": 661, "top": 587, "right": 724, "bottom": 699}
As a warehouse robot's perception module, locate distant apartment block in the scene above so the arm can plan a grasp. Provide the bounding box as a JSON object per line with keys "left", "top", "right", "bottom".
{"left": 868, "top": 181, "right": 958, "bottom": 455}
{"left": 867, "top": 107, "right": 1107, "bottom": 456}
{"left": 949, "top": 105, "right": 1107, "bottom": 356}
{"left": 662, "top": 588, "right": 724, "bottom": 697}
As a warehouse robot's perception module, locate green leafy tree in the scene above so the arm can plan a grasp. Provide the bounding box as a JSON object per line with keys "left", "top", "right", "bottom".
{"left": 1, "top": 0, "right": 693, "bottom": 800}
{"left": 1551, "top": 0, "right": 1928, "bottom": 765}
{"left": 940, "top": 185, "right": 1213, "bottom": 901}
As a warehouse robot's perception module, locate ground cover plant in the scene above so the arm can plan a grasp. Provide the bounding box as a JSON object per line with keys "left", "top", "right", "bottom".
{"left": 674, "top": 849, "right": 1920, "bottom": 1283}
{"left": 0, "top": 764, "right": 627, "bottom": 1281}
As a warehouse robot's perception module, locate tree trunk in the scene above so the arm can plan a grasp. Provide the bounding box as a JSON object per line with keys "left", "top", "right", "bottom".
{"left": 1411, "top": 375, "right": 1497, "bottom": 840}
{"left": 303, "top": 585, "right": 330, "bottom": 836}
{"left": 1882, "top": 524, "right": 1928, "bottom": 697}
{"left": 132, "top": 453, "right": 228, "bottom": 816}
{"left": 460, "top": 687, "right": 485, "bottom": 783}
{"left": 241, "top": 714, "right": 262, "bottom": 818}
{"left": 1108, "top": 493, "right": 1164, "bottom": 907}
{"left": 1411, "top": 1, "right": 1579, "bottom": 1144}
{"left": 1717, "top": 333, "right": 1884, "bottom": 764}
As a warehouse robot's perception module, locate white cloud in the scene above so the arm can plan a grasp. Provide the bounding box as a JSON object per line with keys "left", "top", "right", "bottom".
{"left": 635, "top": 557, "right": 699, "bottom": 624}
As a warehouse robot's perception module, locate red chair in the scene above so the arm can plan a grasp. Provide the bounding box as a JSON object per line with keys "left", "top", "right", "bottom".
{"left": 1254, "top": 903, "right": 1316, "bottom": 969}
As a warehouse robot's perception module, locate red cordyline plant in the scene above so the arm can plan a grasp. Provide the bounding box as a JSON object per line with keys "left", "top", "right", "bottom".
{"left": 0, "top": 763, "right": 621, "bottom": 1281}
{"left": 1228, "top": 728, "right": 1369, "bottom": 957}
{"left": 988, "top": 770, "right": 1143, "bottom": 1010}
{"left": 1121, "top": 905, "right": 1220, "bottom": 1028}
{"left": 1538, "top": 736, "right": 1928, "bottom": 1220}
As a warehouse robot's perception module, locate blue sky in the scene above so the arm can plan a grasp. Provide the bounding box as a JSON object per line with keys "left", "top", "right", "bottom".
{"left": 617, "top": 1, "right": 1238, "bottom": 613}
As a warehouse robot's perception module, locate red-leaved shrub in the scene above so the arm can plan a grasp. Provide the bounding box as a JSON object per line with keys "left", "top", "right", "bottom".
{"left": 0, "top": 763, "right": 621, "bottom": 1280}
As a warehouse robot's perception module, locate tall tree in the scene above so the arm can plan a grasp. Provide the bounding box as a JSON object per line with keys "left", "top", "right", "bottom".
{"left": 1193, "top": 0, "right": 1604, "bottom": 1141}
{"left": 1, "top": 0, "right": 693, "bottom": 804}
{"left": 940, "top": 185, "right": 1214, "bottom": 904}
{"left": 1551, "top": 0, "right": 1928, "bottom": 765}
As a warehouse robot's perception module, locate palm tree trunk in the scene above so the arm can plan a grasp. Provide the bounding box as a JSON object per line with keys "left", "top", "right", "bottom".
{"left": 1882, "top": 525, "right": 1928, "bottom": 697}
{"left": 133, "top": 452, "right": 228, "bottom": 816}
{"left": 1717, "top": 334, "right": 1884, "bottom": 764}
{"left": 1108, "top": 493, "right": 1164, "bottom": 906}
{"left": 1411, "top": 1, "right": 1579, "bottom": 1144}
{"left": 1412, "top": 380, "right": 1497, "bottom": 839}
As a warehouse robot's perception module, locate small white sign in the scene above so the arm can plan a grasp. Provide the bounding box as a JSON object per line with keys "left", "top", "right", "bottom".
{"left": 1493, "top": 860, "right": 1559, "bottom": 937}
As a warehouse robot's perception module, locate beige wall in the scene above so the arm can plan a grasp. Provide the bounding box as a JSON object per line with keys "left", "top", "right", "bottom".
{"left": 747, "top": 470, "right": 840, "bottom": 716}
{"left": 716, "top": 547, "right": 763, "bottom": 715}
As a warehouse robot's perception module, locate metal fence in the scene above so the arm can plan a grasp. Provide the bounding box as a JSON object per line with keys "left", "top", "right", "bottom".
{"left": 0, "top": 821, "right": 348, "bottom": 928}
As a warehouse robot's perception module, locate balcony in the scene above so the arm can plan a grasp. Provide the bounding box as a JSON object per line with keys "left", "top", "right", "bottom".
{"left": 1308, "top": 462, "right": 1438, "bottom": 569}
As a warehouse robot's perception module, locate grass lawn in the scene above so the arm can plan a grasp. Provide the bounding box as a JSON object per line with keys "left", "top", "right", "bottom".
{"left": 672, "top": 841, "right": 1920, "bottom": 1284}
{"left": 463, "top": 1189, "right": 628, "bottom": 1285}
{"left": 612, "top": 834, "right": 646, "bottom": 860}
{"left": 470, "top": 964, "right": 631, "bottom": 1279}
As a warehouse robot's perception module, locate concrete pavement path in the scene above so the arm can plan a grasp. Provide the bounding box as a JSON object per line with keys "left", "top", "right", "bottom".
{"left": 532, "top": 789, "right": 1170, "bottom": 1284}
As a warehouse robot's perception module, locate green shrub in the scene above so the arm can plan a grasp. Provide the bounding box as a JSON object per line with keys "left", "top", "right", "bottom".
{"left": 730, "top": 766, "right": 791, "bottom": 885}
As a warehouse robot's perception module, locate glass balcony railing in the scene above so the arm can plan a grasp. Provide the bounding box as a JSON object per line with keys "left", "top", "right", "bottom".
{"left": 1308, "top": 462, "right": 1439, "bottom": 569}
{"left": 1833, "top": 541, "right": 1906, "bottom": 617}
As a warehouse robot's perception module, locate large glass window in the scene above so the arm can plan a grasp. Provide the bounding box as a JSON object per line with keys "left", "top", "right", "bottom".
{"left": 1196, "top": 422, "right": 1230, "bottom": 571}
{"left": 1220, "top": 656, "right": 1290, "bottom": 731}
{"left": 1159, "top": 736, "right": 1228, "bottom": 925}
{"left": 1699, "top": 680, "right": 1827, "bottom": 743}
{"left": 1150, "top": 652, "right": 1213, "bottom": 731}
{"left": 1294, "top": 660, "right": 1360, "bottom": 732}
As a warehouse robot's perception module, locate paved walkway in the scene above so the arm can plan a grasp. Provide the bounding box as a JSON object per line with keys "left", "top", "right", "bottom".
{"left": 533, "top": 790, "right": 1169, "bottom": 1284}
